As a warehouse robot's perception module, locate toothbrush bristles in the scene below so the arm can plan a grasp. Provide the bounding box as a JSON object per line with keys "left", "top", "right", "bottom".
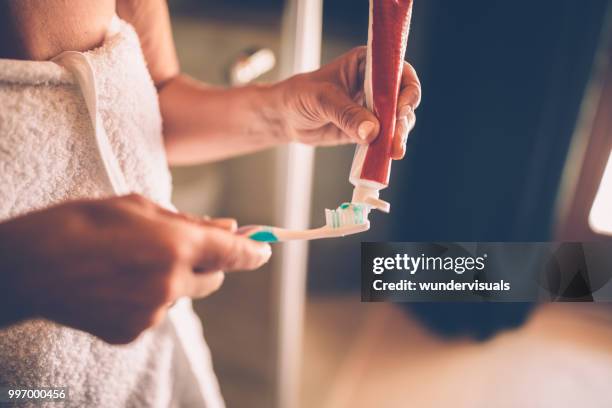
{"left": 325, "top": 202, "right": 368, "bottom": 228}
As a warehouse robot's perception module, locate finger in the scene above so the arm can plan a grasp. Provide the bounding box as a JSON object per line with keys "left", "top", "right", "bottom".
{"left": 145, "top": 207, "right": 257, "bottom": 272}
{"left": 292, "top": 124, "right": 350, "bottom": 146}
{"left": 341, "top": 46, "right": 367, "bottom": 91}
{"left": 154, "top": 206, "right": 204, "bottom": 225}
{"left": 316, "top": 85, "right": 380, "bottom": 144}
{"left": 392, "top": 116, "right": 409, "bottom": 160}
{"left": 155, "top": 206, "right": 237, "bottom": 232}
{"left": 397, "top": 62, "right": 421, "bottom": 118}
{"left": 186, "top": 215, "right": 237, "bottom": 232}
{"left": 321, "top": 46, "right": 366, "bottom": 90}
{"left": 194, "top": 229, "right": 272, "bottom": 272}
{"left": 201, "top": 218, "right": 237, "bottom": 232}
{"left": 187, "top": 270, "right": 226, "bottom": 299}
{"left": 356, "top": 48, "right": 367, "bottom": 88}
{"left": 392, "top": 111, "right": 416, "bottom": 160}
{"left": 140, "top": 205, "right": 247, "bottom": 268}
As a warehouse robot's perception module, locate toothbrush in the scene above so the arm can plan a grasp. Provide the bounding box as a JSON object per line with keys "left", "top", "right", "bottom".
{"left": 244, "top": 0, "right": 414, "bottom": 243}
{"left": 240, "top": 202, "right": 370, "bottom": 242}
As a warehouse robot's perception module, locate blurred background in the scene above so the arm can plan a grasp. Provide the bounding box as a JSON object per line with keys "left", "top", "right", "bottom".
{"left": 167, "top": 0, "right": 612, "bottom": 407}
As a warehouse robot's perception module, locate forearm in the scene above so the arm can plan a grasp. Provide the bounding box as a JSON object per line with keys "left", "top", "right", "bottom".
{"left": 118, "top": 0, "right": 289, "bottom": 164}
{"left": 160, "top": 74, "right": 287, "bottom": 165}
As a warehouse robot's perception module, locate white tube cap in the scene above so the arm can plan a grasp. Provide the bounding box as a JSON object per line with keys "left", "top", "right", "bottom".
{"left": 352, "top": 185, "right": 390, "bottom": 213}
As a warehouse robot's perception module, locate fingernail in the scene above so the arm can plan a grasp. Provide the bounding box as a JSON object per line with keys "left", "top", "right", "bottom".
{"left": 258, "top": 244, "right": 272, "bottom": 261}
{"left": 358, "top": 121, "right": 376, "bottom": 141}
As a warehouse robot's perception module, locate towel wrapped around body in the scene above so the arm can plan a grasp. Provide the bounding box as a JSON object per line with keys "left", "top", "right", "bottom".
{"left": 0, "top": 17, "right": 224, "bottom": 408}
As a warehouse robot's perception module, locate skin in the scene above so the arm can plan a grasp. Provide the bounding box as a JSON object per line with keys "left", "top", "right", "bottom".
{"left": 0, "top": 0, "right": 421, "bottom": 344}
{"left": 0, "top": 194, "right": 270, "bottom": 344}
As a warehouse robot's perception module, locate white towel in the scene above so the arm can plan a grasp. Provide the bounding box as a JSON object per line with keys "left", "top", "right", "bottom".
{"left": 0, "top": 17, "right": 224, "bottom": 408}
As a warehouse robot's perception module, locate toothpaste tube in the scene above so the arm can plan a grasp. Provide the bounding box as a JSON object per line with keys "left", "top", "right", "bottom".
{"left": 350, "top": 0, "right": 414, "bottom": 213}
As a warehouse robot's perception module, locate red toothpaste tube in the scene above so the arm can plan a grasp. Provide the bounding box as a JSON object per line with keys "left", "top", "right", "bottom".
{"left": 350, "top": 0, "right": 414, "bottom": 213}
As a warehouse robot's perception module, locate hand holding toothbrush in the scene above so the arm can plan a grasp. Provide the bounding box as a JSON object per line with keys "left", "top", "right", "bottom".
{"left": 0, "top": 194, "right": 271, "bottom": 344}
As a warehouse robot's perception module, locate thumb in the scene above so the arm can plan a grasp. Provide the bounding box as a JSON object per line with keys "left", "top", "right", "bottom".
{"left": 200, "top": 217, "right": 238, "bottom": 232}
{"left": 153, "top": 206, "right": 237, "bottom": 232}
{"left": 194, "top": 228, "right": 272, "bottom": 273}
{"left": 316, "top": 86, "right": 380, "bottom": 144}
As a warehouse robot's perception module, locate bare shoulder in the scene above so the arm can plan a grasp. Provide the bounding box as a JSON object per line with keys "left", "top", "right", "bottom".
{"left": 0, "top": 0, "right": 116, "bottom": 60}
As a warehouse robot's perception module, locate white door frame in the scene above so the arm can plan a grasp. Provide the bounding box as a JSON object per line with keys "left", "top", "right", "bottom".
{"left": 274, "top": 0, "right": 323, "bottom": 407}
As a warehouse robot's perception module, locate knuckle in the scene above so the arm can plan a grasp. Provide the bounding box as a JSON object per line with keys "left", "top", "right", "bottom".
{"left": 199, "top": 238, "right": 221, "bottom": 270}
{"left": 350, "top": 46, "right": 367, "bottom": 60}
{"left": 202, "top": 231, "right": 240, "bottom": 271}
{"left": 338, "top": 104, "right": 362, "bottom": 130}
{"left": 161, "top": 239, "right": 190, "bottom": 267}
{"left": 125, "top": 193, "right": 147, "bottom": 205}
{"left": 126, "top": 194, "right": 157, "bottom": 212}
{"left": 220, "top": 238, "right": 241, "bottom": 270}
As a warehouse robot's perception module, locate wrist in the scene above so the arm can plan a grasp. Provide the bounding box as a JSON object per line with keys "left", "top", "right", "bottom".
{"left": 254, "top": 80, "right": 292, "bottom": 144}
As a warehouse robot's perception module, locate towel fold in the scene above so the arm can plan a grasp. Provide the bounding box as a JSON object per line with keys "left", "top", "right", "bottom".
{"left": 0, "top": 17, "right": 223, "bottom": 408}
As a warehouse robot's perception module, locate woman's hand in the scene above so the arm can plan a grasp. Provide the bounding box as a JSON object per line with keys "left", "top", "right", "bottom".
{"left": 0, "top": 194, "right": 271, "bottom": 344}
{"left": 275, "top": 46, "right": 421, "bottom": 159}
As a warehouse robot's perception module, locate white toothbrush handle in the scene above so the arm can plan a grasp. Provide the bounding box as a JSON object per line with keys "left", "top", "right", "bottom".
{"left": 273, "top": 223, "right": 370, "bottom": 242}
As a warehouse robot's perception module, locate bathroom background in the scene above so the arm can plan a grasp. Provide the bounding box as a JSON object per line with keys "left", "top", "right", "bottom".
{"left": 167, "top": 0, "right": 611, "bottom": 407}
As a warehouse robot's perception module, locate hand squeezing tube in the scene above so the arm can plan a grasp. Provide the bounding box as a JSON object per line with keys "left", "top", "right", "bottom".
{"left": 245, "top": 0, "right": 415, "bottom": 242}
{"left": 350, "top": 0, "right": 414, "bottom": 213}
